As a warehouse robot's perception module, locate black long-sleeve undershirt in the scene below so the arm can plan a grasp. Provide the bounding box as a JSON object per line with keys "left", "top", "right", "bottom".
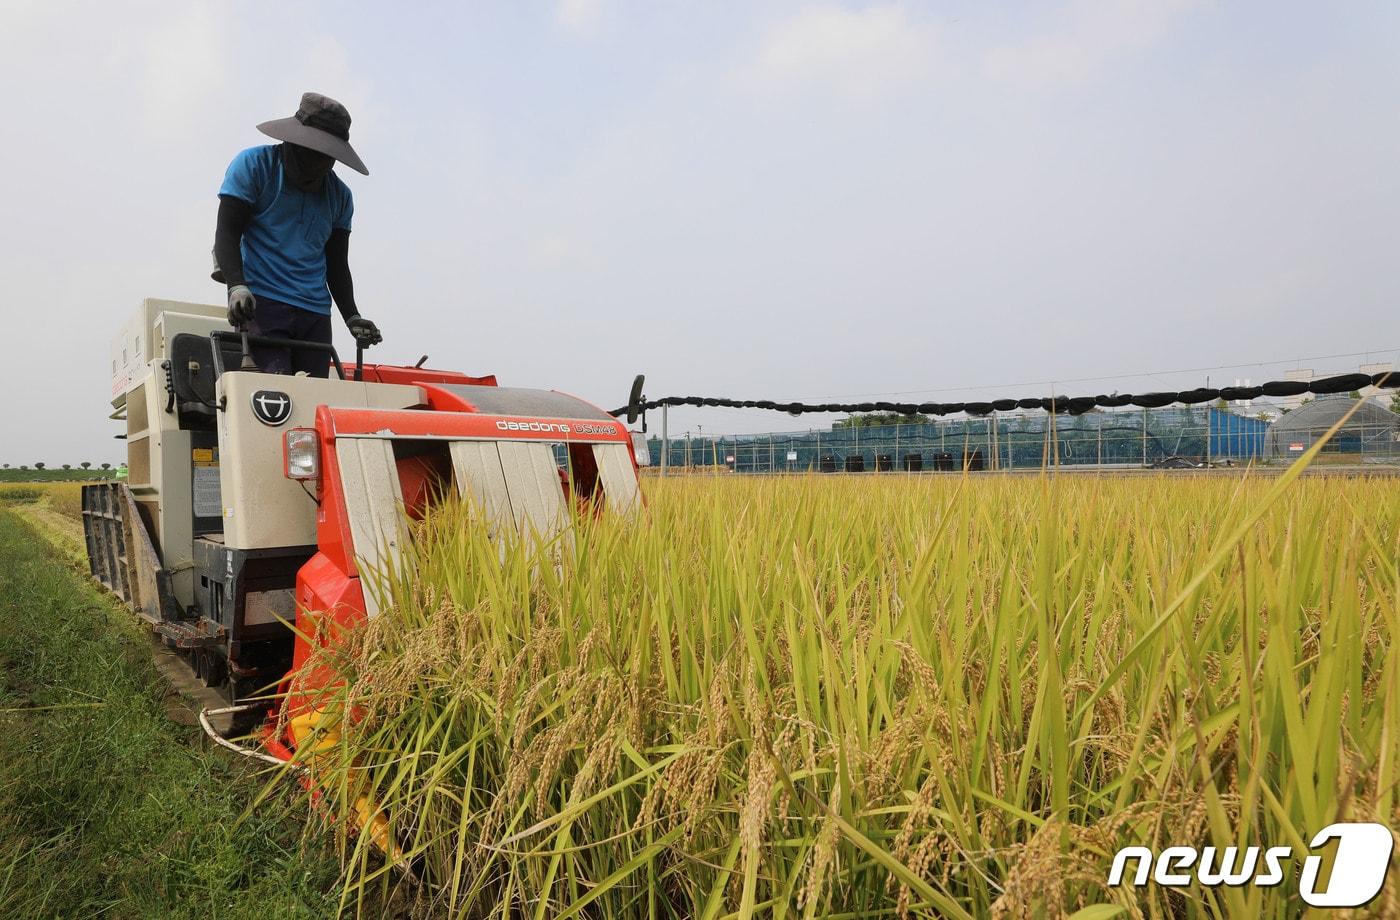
{"left": 212, "top": 195, "right": 252, "bottom": 287}
{"left": 212, "top": 194, "right": 359, "bottom": 319}
{"left": 324, "top": 227, "right": 358, "bottom": 321}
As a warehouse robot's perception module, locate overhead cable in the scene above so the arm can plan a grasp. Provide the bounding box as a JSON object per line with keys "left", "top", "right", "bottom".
{"left": 612, "top": 371, "right": 1397, "bottom": 419}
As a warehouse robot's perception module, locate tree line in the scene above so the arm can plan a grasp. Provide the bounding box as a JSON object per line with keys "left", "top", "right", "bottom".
{"left": 1, "top": 463, "right": 124, "bottom": 471}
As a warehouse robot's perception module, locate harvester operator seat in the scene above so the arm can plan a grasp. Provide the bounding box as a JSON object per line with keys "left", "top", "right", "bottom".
{"left": 169, "top": 333, "right": 245, "bottom": 423}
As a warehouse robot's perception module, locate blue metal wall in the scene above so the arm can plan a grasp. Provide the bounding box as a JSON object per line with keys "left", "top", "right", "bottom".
{"left": 1208, "top": 408, "right": 1268, "bottom": 459}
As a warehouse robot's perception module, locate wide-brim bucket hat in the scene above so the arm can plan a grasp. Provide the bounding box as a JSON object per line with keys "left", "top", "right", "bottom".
{"left": 257, "top": 92, "right": 368, "bottom": 175}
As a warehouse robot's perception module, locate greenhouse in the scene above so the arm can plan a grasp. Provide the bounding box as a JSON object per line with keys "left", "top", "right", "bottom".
{"left": 1265, "top": 397, "right": 1400, "bottom": 459}
{"left": 649, "top": 407, "right": 1227, "bottom": 472}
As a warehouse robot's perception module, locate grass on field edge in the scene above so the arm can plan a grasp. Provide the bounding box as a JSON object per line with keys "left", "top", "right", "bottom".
{"left": 0, "top": 509, "right": 344, "bottom": 920}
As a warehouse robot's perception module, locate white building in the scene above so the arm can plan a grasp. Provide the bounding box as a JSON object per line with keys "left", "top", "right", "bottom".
{"left": 1276, "top": 362, "right": 1395, "bottom": 413}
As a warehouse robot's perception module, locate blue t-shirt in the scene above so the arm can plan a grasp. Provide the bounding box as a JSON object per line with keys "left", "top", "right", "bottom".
{"left": 218, "top": 145, "right": 353, "bottom": 314}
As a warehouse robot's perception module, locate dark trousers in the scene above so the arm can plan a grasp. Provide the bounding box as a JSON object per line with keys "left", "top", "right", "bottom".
{"left": 246, "top": 298, "right": 334, "bottom": 377}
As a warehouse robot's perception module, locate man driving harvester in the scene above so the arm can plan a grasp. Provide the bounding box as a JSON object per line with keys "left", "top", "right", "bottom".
{"left": 212, "top": 92, "right": 382, "bottom": 376}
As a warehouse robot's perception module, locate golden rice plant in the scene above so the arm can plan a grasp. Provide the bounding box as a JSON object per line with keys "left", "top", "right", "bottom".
{"left": 284, "top": 460, "right": 1399, "bottom": 918}
{"left": 0, "top": 482, "right": 84, "bottom": 520}
{"left": 42, "top": 483, "right": 85, "bottom": 522}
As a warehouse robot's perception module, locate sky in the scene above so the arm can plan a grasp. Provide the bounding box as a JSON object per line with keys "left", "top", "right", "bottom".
{"left": 0, "top": 0, "right": 1397, "bottom": 465}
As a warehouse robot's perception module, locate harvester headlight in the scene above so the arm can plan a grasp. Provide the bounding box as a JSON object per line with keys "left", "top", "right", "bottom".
{"left": 283, "top": 428, "right": 320, "bottom": 480}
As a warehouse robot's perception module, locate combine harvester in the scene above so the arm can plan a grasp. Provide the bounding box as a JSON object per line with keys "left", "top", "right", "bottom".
{"left": 86, "top": 299, "right": 643, "bottom": 755}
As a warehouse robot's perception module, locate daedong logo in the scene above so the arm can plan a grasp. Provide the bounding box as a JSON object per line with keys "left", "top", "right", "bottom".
{"left": 1108, "top": 822, "right": 1394, "bottom": 907}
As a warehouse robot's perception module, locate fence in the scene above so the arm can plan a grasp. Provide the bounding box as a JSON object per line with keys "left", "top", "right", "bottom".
{"left": 645, "top": 406, "right": 1400, "bottom": 473}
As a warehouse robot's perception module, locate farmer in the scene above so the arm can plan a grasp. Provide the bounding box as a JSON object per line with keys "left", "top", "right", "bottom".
{"left": 211, "top": 92, "right": 382, "bottom": 377}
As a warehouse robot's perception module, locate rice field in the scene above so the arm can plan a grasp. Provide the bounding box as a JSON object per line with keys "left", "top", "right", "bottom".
{"left": 0, "top": 482, "right": 86, "bottom": 522}
{"left": 286, "top": 466, "right": 1399, "bottom": 918}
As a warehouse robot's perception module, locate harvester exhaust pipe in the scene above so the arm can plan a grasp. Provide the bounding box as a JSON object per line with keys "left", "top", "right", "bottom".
{"left": 611, "top": 374, "right": 647, "bottom": 430}
{"left": 626, "top": 374, "right": 645, "bottom": 425}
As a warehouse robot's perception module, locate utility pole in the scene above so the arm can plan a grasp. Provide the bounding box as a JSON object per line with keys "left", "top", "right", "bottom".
{"left": 660, "top": 404, "right": 669, "bottom": 477}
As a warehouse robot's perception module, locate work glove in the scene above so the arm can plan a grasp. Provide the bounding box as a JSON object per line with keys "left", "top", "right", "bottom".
{"left": 346, "top": 314, "right": 383, "bottom": 346}
{"left": 227, "top": 285, "right": 257, "bottom": 327}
